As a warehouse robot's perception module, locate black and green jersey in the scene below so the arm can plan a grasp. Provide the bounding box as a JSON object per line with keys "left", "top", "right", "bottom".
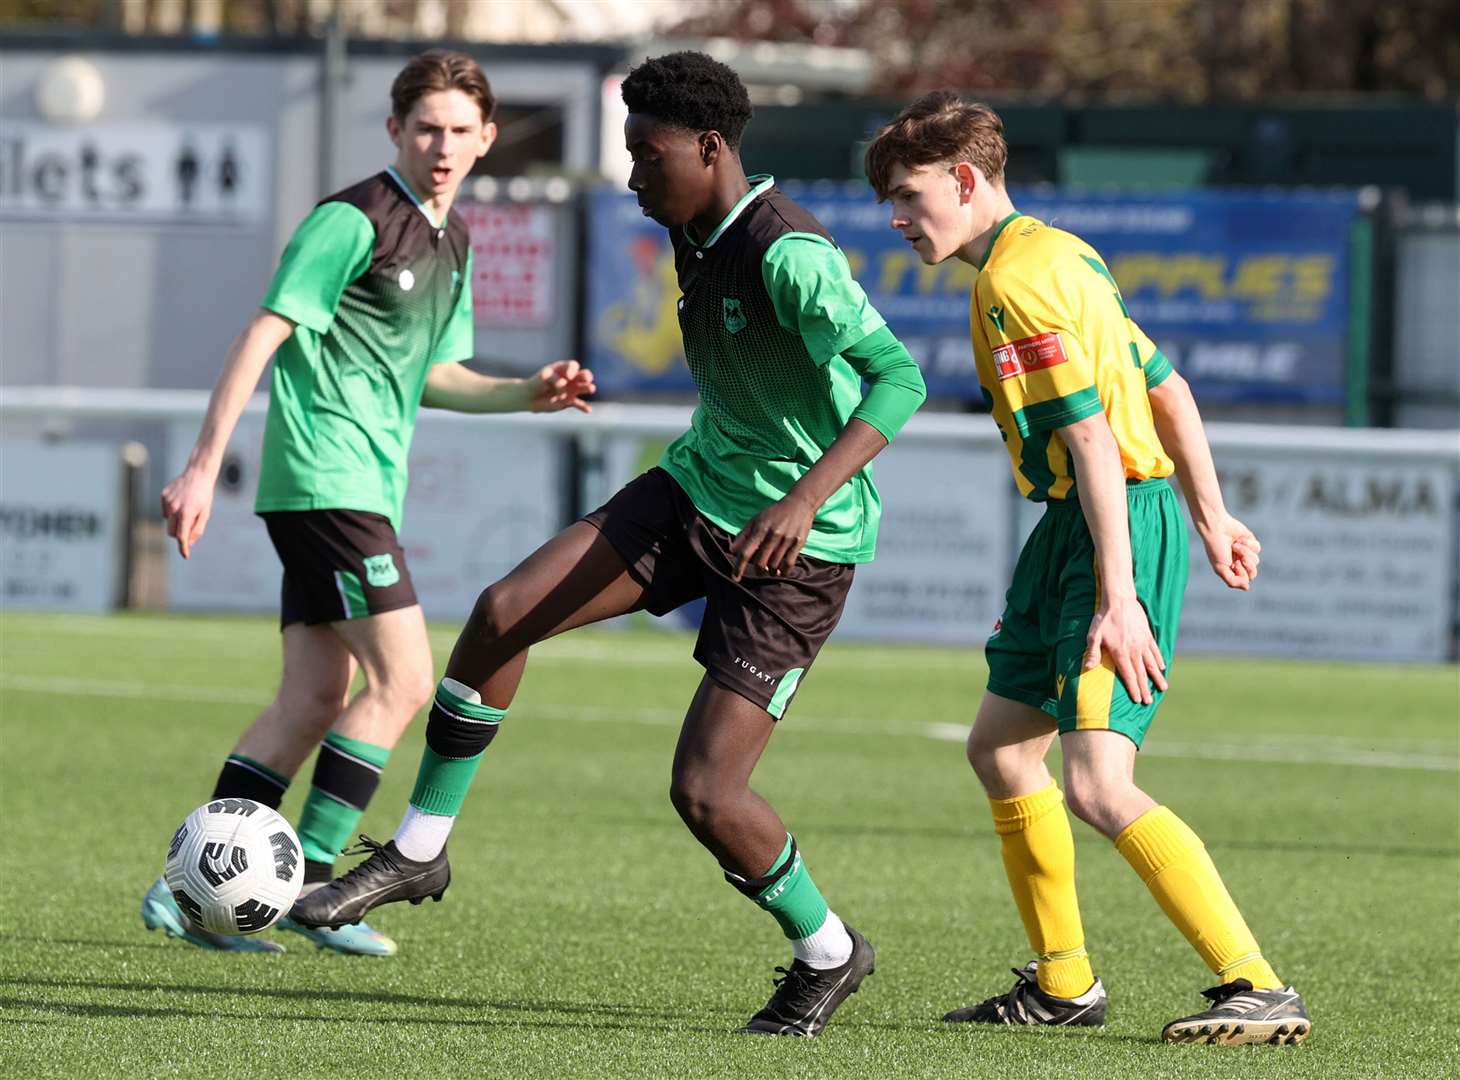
{"left": 255, "top": 167, "right": 474, "bottom": 531}
{"left": 661, "top": 176, "right": 889, "bottom": 563}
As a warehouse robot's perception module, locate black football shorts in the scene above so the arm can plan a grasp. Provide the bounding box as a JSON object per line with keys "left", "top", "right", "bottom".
{"left": 261, "top": 509, "right": 418, "bottom": 628}
{"left": 582, "top": 468, "right": 853, "bottom": 719}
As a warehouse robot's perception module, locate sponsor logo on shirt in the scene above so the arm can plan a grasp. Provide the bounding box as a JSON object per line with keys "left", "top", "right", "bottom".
{"left": 987, "top": 304, "right": 1005, "bottom": 332}
{"left": 992, "top": 332, "right": 1067, "bottom": 380}
{"left": 363, "top": 553, "right": 401, "bottom": 588}
{"left": 722, "top": 297, "right": 747, "bottom": 335}
{"left": 398, "top": 269, "right": 415, "bottom": 292}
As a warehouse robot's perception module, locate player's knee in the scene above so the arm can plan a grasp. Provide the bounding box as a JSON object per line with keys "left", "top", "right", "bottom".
{"left": 399, "top": 669, "right": 436, "bottom": 715}
{"left": 467, "top": 582, "right": 517, "bottom": 644}
{"left": 966, "top": 727, "right": 1029, "bottom": 790}
{"left": 668, "top": 771, "right": 730, "bottom": 834}
{"left": 283, "top": 684, "right": 347, "bottom": 734}
{"left": 965, "top": 725, "right": 997, "bottom": 777}
{"left": 363, "top": 655, "right": 433, "bottom": 719}
{"left": 1062, "top": 774, "right": 1119, "bottom": 833}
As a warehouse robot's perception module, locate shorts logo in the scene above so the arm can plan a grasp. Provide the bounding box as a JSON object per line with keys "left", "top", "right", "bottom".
{"left": 1056, "top": 673, "right": 1067, "bottom": 698}
{"left": 363, "top": 553, "right": 400, "bottom": 588}
{"left": 722, "top": 297, "right": 747, "bottom": 335}
{"left": 398, "top": 269, "right": 415, "bottom": 292}
{"left": 734, "top": 656, "right": 777, "bottom": 684}
{"left": 992, "top": 332, "right": 1067, "bottom": 380}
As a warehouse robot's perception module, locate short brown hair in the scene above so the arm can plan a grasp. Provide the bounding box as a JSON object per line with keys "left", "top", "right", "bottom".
{"left": 391, "top": 50, "right": 496, "bottom": 124}
{"left": 864, "top": 91, "right": 1007, "bottom": 200}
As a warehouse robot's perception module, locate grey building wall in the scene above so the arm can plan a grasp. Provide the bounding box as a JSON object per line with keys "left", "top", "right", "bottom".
{"left": 0, "top": 43, "right": 610, "bottom": 392}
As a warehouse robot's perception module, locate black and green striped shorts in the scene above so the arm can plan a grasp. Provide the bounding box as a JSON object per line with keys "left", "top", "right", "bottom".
{"left": 262, "top": 509, "right": 417, "bottom": 628}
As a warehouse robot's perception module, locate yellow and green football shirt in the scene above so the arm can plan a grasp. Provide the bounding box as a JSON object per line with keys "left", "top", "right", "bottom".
{"left": 970, "top": 212, "right": 1174, "bottom": 502}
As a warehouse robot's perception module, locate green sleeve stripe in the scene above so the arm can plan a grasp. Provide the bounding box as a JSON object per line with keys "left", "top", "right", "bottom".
{"left": 1143, "top": 349, "right": 1174, "bottom": 390}
{"left": 1010, "top": 386, "right": 1103, "bottom": 435}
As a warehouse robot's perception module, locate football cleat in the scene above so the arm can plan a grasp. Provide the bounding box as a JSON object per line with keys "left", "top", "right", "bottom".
{"left": 736, "top": 925, "right": 875, "bottom": 1037}
{"left": 1161, "top": 978, "right": 1311, "bottom": 1046}
{"left": 944, "top": 961, "right": 1106, "bottom": 1026}
{"left": 286, "top": 836, "right": 449, "bottom": 930}
{"left": 140, "top": 876, "right": 284, "bottom": 953}
{"left": 275, "top": 901, "right": 398, "bottom": 956}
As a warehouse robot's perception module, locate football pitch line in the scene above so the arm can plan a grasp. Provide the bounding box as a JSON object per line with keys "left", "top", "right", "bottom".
{"left": 3, "top": 672, "right": 1456, "bottom": 773}
{"left": 0, "top": 614, "right": 973, "bottom": 671}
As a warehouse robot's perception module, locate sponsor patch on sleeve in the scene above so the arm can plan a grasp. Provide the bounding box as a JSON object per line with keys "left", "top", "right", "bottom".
{"left": 992, "top": 332, "right": 1068, "bottom": 380}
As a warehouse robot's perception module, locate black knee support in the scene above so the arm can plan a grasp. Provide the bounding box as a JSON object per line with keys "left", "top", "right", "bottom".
{"left": 424, "top": 696, "right": 501, "bottom": 759}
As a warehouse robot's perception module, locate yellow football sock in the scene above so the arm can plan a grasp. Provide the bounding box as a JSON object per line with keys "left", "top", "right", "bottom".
{"left": 1116, "top": 806, "right": 1281, "bottom": 989}
{"left": 990, "top": 782, "right": 1095, "bottom": 999}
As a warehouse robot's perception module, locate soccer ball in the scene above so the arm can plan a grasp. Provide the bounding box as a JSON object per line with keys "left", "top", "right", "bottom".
{"left": 164, "top": 798, "right": 303, "bottom": 936}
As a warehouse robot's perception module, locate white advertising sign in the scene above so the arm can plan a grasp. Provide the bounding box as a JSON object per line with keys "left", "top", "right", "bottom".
{"left": 0, "top": 122, "right": 270, "bottom": 224}
{"left": 1181, "top": 454, "right": 1457, "bottom": 662}
{"left": 838, "top": 441, "right": 1013, "bottom": 644}
{"left": 0, "top": 442, "right": 121, "bottom": 611}
{"left": 459, "top": 203, "right": 555, "bottom": 328}
{"left": 167, "top": 413, "right": 564, "bottom": 622}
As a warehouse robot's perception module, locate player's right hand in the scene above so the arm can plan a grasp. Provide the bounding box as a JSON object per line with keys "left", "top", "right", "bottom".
{"left": 1083, "top": 593, "right": 1167, "bottom": 706}
{"left": 161, "top": 468, "right": 216, "bottom": 559}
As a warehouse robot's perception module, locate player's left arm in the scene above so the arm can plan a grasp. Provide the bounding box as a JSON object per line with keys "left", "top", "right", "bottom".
{"left": 730, "top": 237, "right": 928, "bottom": 579}
{"left": 1147, "top": 369, "right": 1260, "bottom": 589}
{"left": 421, "top": 360, "right": 595, "bottom": 414}
{"left": 420, "top": 245, "right": 596, "bottom": 414}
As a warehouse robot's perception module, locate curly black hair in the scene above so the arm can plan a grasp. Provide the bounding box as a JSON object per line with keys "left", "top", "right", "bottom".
{"left": 621, "top": 51, "right": 753, "bottom": 148}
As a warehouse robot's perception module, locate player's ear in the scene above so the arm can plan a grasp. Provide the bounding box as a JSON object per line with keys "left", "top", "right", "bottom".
{"left": 700, "top": 131, "right": 722, "bottom": 167}
{"left": 954, "top": 162, "right": 978, "bottom": 203}
{"left": 386, "top": 114, "right": 402, "bottom": 148}
{"left": 478, "top": 121, "right": 497, "bottom": 158}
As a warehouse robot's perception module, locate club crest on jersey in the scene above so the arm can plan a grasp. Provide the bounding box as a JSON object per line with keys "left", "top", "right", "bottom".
{"left": 722, "top": 297, "right": 747, "bottom": 334}
{"left": 987, "top": 304, "right": 1005, "bottom": 332}
{"left": 364, "top": 553, "right": 400, "bottom": 588}
{"left": 992, "top": 332, "right": 1068, "bottom": 380}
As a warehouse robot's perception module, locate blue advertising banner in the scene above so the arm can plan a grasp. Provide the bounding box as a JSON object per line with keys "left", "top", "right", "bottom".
{"left": 585, "top": 183, "right": 1359, "bottom": 406}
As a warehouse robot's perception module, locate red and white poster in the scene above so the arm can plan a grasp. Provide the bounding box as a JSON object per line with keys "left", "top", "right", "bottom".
{"left": 460, "top": 203, "right": 554, "bottom": 328}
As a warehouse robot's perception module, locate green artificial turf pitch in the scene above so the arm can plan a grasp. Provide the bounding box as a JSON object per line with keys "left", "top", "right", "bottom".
{"left": 1, "top": 611, "right": 1456, "bottom": 1078}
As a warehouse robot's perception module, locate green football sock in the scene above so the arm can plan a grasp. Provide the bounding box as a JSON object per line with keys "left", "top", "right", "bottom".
{"left": 297, "top": 732, "right": 391, "bottom": 865}
{"left": 407, "top": 679, "right": 507, "bottom": 816}
{"left": 744, "top": 834, "right": 831, "bottom": 940}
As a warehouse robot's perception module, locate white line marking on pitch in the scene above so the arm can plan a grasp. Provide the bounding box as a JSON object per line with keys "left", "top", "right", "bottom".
{"left": 2, "top": 674, "right": 1454, "bottom": 773}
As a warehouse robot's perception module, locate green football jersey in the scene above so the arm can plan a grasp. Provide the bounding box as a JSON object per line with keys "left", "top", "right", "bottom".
{"left": 660, "top": 176, "right": 889, "bottom": 563}
{"left": 255, "top": 167, "right": 474, "bottom": 531}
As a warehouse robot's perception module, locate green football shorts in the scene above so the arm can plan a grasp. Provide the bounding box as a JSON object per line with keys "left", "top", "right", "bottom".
{"left": 985, "top": 478, "right": 1189, "bottom": 748}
